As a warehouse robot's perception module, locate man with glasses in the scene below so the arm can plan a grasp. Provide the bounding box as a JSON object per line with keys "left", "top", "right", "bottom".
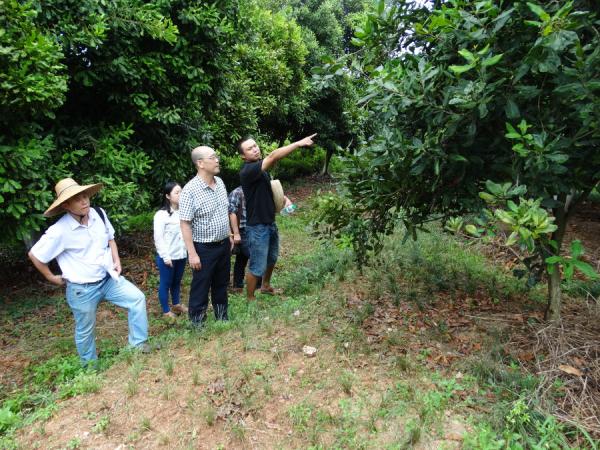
{"left": 180, "top": 146, "right": 233, "bottom": 327}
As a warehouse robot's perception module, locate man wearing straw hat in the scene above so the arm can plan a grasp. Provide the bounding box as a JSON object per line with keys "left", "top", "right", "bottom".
{"left": 237, "top": 133, "right": 317, "bottom": 301}
{"left": 28, "top": 178, "right": 150, "bottom": 364}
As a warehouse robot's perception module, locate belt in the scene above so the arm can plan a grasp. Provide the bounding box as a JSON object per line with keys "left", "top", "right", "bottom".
{"left": 68, "top": 275, "right": 109, "bottom": 286}
{"left": 198, "top": 238, "right": 228, "bottom": 247}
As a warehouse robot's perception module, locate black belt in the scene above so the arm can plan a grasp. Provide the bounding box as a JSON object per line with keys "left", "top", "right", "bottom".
{"left": 69, "top": 275, "right": 109, "bottom": 286}
{"left": 198, "top": 238, "right": 228, "bottom": 247}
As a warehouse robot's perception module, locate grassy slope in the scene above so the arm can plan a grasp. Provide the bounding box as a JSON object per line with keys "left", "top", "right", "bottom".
{"left": 1, "top": 186, "right": 597, "bottom": 449}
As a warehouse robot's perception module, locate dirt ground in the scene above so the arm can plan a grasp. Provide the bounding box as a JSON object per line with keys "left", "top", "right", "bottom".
{"left": 2, "top": 182, "right": 599, "bottom": 447}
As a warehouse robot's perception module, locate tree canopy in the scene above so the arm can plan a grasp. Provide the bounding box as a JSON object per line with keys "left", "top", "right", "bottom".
{"left": 1, "top": 0, "right": 360, "bottom": 242}
{"left": 316, "top": 0, "right": 600, "bottom": 319}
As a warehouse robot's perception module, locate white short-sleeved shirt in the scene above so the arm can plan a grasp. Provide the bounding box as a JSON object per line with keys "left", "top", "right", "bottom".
{"left": 30, "top": 208, "right": 115, "bottom": 283}
{"left": 153, "top": 209, "right": 187, "bottom": 261}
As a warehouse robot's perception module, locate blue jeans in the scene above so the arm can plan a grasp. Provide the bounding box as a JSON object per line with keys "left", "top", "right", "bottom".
{"left": 232, "top": 229, "right": 261, "bottom": 288}
{"left": 189, "top": 240, "right": 230, "bottom": 323}
{"left": 155, "top": 256, "right": 186, "bottom": 313}
{"left": 246, "top": 223, "right": 279, "bottom": 277}
{"left": 66, "top": 276, "right": 148, "bottom": 362}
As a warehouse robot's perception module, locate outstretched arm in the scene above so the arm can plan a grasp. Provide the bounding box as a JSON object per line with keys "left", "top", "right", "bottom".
{"left": 262, "top": 133, "right": 317, "bottom": 171}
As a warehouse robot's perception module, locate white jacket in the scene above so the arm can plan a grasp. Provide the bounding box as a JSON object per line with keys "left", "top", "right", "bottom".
{"left": 153, "top": 209, "right": 187, "bottom": 262}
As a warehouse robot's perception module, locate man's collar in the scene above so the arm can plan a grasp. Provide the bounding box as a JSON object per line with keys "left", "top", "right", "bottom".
{"left": 196, "top": 174, "right": 218, "bottom": 189}
{"left": 65, "top": 210, "right": 96, "bottom": 230}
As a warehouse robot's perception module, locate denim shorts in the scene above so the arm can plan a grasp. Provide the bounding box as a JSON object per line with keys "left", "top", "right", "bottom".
{"left": 246, "top": 223, "right": 279, "bottom": 277}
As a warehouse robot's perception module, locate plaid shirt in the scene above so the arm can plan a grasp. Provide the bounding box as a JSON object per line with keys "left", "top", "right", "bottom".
{"left": 179, "top": 175, "right": 230, "bottom": 243}
{"left": 227, "top": 186, "right": 247, "bottom": 230}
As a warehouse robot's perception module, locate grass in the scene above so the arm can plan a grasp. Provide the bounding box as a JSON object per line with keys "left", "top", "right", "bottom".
{"left": 1, "top": 184, "right": 596, "bottom": 448}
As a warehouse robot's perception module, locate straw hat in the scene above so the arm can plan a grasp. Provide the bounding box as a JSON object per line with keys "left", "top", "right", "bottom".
{"left": 270, "top": 179, "right": 285, "bottom": 212}
{"left": 44, "top": 178, "right": 103, "bottom": 217}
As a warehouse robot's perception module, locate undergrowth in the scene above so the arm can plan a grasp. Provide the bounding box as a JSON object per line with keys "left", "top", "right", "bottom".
{"left": 1, "top": 197, "right": 596, "bottom": 448}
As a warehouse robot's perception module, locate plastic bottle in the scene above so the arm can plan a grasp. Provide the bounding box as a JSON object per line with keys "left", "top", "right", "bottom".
{"left": 280, "top": 204, "right": 297, "bottom": 216}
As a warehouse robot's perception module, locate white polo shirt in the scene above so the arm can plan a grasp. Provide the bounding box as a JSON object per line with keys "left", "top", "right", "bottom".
{"left": 30, "top": 208, "right": 116, "bottom": 283}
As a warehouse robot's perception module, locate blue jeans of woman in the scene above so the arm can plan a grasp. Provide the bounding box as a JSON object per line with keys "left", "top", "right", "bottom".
{"left": 66, "top": 276, "right": 148, "bottom": 363}
{"left": 155, "top": 255, "right": 186, "bottom": 313}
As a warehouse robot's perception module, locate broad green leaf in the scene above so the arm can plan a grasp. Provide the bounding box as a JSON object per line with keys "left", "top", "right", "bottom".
{"left": 505, "top": 99, "right": 520, "bottom": 119}
{"left": 465, "top": 224, "right": 479, "bottom": 236}
{"left": 481, "top": 54, "right": 503, "bottom": 67}
{"left": 476, "top": 44, "right": 490, "bottom": 56}
{"left": 506, "top": 231, "right": 519, "bottom": 246}
{"left": 449, "top": 64, "right": 475, "bottom": 74}
{"left": 570, "top": 240, "right": 583, "bottom": 259}
{"left": 527, "top": 3, "right": 550, "bottom": 21}
{"left": 573, "top": 260, "right": 599, "bottom": 279}
{"left": 458, "top": 48, "right": 476, "bottom": 63}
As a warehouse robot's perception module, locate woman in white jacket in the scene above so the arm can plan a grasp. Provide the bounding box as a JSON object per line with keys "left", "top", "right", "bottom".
{"left": 153, "top": 182, "right": 188, "bottom": 319}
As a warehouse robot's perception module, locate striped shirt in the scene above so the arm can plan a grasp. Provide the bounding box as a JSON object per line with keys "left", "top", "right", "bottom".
{"left": 179, "top": 175, "right": 230, "bottom": 243}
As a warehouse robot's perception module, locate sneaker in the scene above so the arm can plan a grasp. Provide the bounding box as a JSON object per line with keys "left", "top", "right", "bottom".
{"left": 171, "top": 303, "right": 188, "bottom": 315}
{"left": 163, "top": 311, "right": 177, "bottom": 320}
{"left": 138, "top": 342, "right": 152, "bottom": 354}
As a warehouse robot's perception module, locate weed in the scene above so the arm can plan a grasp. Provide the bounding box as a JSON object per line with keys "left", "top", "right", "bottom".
{"left": 126, "top": 380, "right": 138, "bottom": 397}
{"left": 158, "top": 433, "right": 169, "bottom": 445}
{"left": 391, "top": 355, "right": 411, "bottom": 372}
{"left": 288, "top": 402, "right": 314, "bottom": 431}
{"left": 403, "top": 418, "right": 422, "bottom": 447}
{"left": 160, "top": 385, "right": 174, "bottom": 401}
{"left": 140, "top": 416, "right": 152, "bottom": 431}
{"left": 192, "top": 367, "right": 201, "bottom": 386}
{"left": 92, "top": 415, "right": 110, "bottom": 434}
{"left": 203, "top": 405, "right": 216, "bottom": 426}
{"left": 161, "top": 353, "right": 175, "bottom": 377}
{"left": 227, "top": 419, "right": 247, "bottom": 442}
{"left": 262, "top": 380, "right": 273, "bottom": 396}
{"left": 339, "top": 370, "right": 355, "bottom": 395}
{"left": 0, "top": 407, "right": 20, "bottom": 433}
{"left": 59, "top": 371, "right": 102, "bottom": 399}
{"left": 352, "top": 302, "right": 375, "bottom": 326}
{"left": 128, "top": 359, "right": 143, "bottom": 379}
{"left": 66, "top": 437, "right": 81, "bottom": 449}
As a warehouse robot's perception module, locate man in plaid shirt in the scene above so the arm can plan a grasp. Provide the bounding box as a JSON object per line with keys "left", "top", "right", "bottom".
{"left": 180, "top": 146, "right": 233, "bottom": 327}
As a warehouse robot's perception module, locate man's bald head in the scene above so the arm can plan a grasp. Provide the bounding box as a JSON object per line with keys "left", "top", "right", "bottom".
{"left": 191, "top": 146, "right": 215, "bottom": 166}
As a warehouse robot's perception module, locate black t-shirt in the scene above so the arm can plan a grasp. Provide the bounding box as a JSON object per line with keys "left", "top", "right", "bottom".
{"left": 240, "top": 160, "right": 275, "bottom": 225}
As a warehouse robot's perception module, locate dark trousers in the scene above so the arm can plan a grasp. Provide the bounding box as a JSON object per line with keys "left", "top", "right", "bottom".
{"left": 232, "top": 229, "right": 250, "bottom": 288}
{"left": 189, "top": 240, "right": 230, "bottom": 323}
{"left": 232, "top": 229, "right": 261, "bottom": 288}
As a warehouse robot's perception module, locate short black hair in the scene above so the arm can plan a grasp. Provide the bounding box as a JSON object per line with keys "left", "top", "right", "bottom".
{"left": 236, "top": 136, "right": 254, "bottom": 155}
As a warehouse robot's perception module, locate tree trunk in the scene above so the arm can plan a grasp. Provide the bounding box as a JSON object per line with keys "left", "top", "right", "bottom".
{"left": 545, "top": 200, "right": 568, "bottom": 321}
{"left": 321, "top": 146, "right": 333, "bottom": 176}
{"left": 546, "top": 263, "right": 562, "bottom": 321}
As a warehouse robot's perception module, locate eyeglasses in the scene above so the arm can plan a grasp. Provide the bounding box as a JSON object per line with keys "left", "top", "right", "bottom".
{"left": 201, "top": 154, "right": 219, "bottom": 161}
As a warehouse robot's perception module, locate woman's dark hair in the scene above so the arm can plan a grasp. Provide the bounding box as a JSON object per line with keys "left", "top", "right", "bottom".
{"left": 160, "top": 181, "right": 180, "bottom": 216}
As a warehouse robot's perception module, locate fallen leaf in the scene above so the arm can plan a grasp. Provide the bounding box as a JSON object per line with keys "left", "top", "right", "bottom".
{"left": 558, "top": 365, "right": 583, "bottom": 377}
{"left": 518, "top": 352, "right": 535, "bottom": 362}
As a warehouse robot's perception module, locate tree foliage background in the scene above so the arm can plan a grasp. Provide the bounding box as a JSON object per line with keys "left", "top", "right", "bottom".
{"left": 0, "top": 0, "right": 363, "bottom": 242}
{"left": 315, "top": 0, "right": 600, "bottom": 319}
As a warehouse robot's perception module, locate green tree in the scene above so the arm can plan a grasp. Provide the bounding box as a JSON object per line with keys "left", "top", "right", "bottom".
{"left": 318, "top": 0, "right": 600, "bottom": 320}
{"left": 1, "top": 0, "right": 314, "bottom": 242}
